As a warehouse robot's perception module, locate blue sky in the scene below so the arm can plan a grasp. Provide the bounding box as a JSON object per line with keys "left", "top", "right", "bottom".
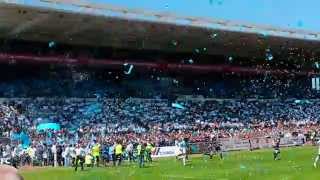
{"left": 88, "top": 0, "right": 319, "bottom": 32}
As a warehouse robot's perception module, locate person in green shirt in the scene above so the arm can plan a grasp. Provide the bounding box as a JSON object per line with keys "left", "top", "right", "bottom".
{"left": 85, "top": 153, "right": 94, "bottom": 168}
{"left": 145, "top": 142, "right": 153, "bottom": 163}
{"left": 91, "top": 141, "right": 101, "bottom": 167}
{"left": 115, "top": 141, "right": 123, "bottom": 166}
{"left": 137, "top": 143, "right": 146, "bottom": 168}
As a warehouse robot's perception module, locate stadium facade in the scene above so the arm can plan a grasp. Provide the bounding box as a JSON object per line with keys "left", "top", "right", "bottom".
{"left": 1, "top": 0, "right": 320, "bottom": 60}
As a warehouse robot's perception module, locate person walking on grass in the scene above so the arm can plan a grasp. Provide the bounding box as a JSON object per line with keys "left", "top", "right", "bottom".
{"left": 74, "top": 144, "right": 85, "bottom": 171}
{"left": 137, "top": 142, "right": 146, "bottom": 168}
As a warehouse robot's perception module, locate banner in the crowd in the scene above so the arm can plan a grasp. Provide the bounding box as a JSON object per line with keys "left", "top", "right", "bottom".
{"left": 152, "top": 146, "right": 178, "bottom": 158}
{"left": 37, "top": 123, "right": 61, "bottom": 132}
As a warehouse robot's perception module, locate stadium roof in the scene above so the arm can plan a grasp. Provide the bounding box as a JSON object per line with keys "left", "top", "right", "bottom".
{"left": 1, "top": 0, "right": 320, "bottom": 58}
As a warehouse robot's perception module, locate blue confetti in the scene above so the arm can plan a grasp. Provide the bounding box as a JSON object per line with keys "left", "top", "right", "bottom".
{"left": 265, "top": 49, "right": 273, "bottom": 61}
{"left": 210, "top": 33, "right": 218, "bottom": 39}
{"left": 171, "top": 40, "right": 178, "bottom": 46}
{"left": 188, "top": 59, "right": 194, "bottom": 64}
{"left": 123, "top": 63, "right": 134, "bottom": 75}
{"left": 210, "top": 0, "right": 223, "bottom": 5}
{"left": 48, "top": 41, "right": 55, "bottom": 48}
{"left": 297, "top": 20, "right": 303, "bottom": 27}
{"left": 266, "top": 53, "right": 273, "bottom": 61}
{"left": 172, "top": 103, "right": 185, "bottom": 109}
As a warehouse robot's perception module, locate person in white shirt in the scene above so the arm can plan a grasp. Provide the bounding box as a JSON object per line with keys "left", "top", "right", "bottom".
{"left": 42, "top": 149, "right": 48, "bottom": 166}
{"left": 125, "top": 142, "right": 134, "bottom": 162}
{"left": 69, "top": 145, "right": 76, "bottom": 166}
{"left": 62, "top": 146, "right": 67, "bottom": 167}
{"left": 51, "top": 144, "right": 57, "bottom": 167}
{"left": 75, "top": 144, "right": 85, "bottom": 171}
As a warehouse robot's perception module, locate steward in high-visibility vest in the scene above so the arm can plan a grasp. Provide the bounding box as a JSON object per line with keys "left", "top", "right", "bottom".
{"left": 91, "top": 143, "right": 101, "bottom": 167}
{"left": 137, "top": 143, "right": 146, "bottom": 168}
{"left": 85, "top": 154, "right": 94, "bottom": 167}
{"left": 146, "top": 143, "right": 153, "bottom": 162}
{"left": 115, "top": 143, "right": 123, "bottom": 166}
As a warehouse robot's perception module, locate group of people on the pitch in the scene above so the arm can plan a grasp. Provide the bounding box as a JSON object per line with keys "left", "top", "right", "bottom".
{"left": 203, "top": 137, "right": 223, "bottom": 160}
{"left": 73, "top": 140, "right": 155, "bottom": 171}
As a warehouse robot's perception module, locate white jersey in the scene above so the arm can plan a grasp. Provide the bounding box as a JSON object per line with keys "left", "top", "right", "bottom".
{"left": 126, "top": 143, "right": 133, "bottom": 153}
{"left": 69, "top": 147, "right": 76, "bottom": 158}
{"left": 51, "top": 145, "right": 57, "bottom": 154}
{"left": 75, "top": 147, "right": 85, "bottom": 156}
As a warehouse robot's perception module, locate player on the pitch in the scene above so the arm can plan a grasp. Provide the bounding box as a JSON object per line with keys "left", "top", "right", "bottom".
{"left": 204, "top": 136, "right": 223, "bottom": 160}
{"left": 177, "top": 138, "right": 187, "bottom": 166}
{"left": 273, "top": 138, "right": 281, "bottom": 160}
{"left": 313, "top": 139, "right": 320, "bottom": 168}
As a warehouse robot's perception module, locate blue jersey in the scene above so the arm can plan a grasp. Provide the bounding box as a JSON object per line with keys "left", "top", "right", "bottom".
{"left": 102, "top": 146, "right": 109, "bottom": 156}
{"left": 179, "top": 141, "right": 187, "bottom": 149}
{"left": 108, "top": 146, "right": 114, "bottom": 155}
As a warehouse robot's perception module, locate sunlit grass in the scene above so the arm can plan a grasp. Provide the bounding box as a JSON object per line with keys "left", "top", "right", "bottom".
{"left": 20, "top": 146, "right": 320, "bottom": 180}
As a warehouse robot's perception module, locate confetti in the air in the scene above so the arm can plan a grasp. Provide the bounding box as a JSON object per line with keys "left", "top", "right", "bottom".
{"left": 210, "top": 0, "right": 223, "bottom": 5}
{"left": 297, "top": 20, "right": 303, "bottom": 27}
{"left": 266, "top": 53, "right": 273, "bottom": 61}
{"left": 173, "top": 79, "right": 179, "bottom": 84}
{"left": 48, "top": 41, "right": 55, "bottom": 48}
{"left": 188, "top": 59, "right": 194, "bottom": 64}
{"left": 210, "top": 33, "right": 218, "bottom": 39}
{"left": 171, "top": 40, "right": 178, "bottom": 46}
{"left": 265, "top": 49, "right": 273, "bottom": 61}
{"left": 123, "top": 63, "right": 134, "bottom": 75}
{"left": 228, "top": 56, "right": 233, "bottom": 61}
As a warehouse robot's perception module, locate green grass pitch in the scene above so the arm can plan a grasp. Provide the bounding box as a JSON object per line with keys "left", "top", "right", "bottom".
{"left": 20, "top": 146, "right": 320, "bottom": 180}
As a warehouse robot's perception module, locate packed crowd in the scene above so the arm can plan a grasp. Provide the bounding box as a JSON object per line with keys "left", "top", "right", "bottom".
{"left": 0, "top": 96, "right": 319, "bottom": 167}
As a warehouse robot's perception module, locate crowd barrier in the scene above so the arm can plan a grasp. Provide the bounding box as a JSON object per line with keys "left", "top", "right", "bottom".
{"left": 152, "top": 146, "right": 178, "bottom": 158}
{"left": 152, "top": 137, "right": 304, "bottom": 158}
